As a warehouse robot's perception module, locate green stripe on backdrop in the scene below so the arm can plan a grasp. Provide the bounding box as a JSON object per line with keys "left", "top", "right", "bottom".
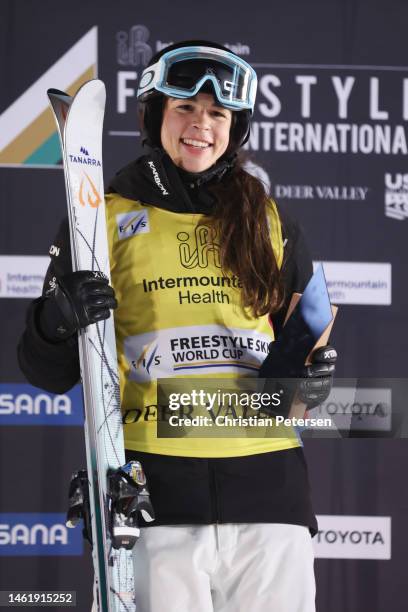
{"left": 24, "top": 132, "right": 62, "bottom": 165}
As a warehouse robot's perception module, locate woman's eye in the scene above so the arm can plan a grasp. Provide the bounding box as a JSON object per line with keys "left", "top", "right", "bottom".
{"left": 212, "top": 110, "right": 227, "bottom": 118}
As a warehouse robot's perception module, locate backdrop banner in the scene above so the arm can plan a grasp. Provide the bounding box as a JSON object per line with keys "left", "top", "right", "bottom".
{"left": 0, "top": 2, "right": 406, "bottom": 611}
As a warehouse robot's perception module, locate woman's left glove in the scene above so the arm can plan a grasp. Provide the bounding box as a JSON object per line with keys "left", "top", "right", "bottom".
{"left": 297, "top": 345, "right": 337, "bottom": 408}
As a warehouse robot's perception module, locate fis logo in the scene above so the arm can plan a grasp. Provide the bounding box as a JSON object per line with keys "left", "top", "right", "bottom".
{"left": 116, "top": 210, "right": 150, "bottom": 240}
{"left": 384, "top": 172, "right": 408, "bottom": 220}
{"left": 0, "top": 384, "right": 84, "bottom": 425}
{"left": 0, "top": 513, "right": 83, "bottom": 556}
{"left": 177, "top": 225, "right": 221, "bottom": 269}
{"left": 131, "top": 341, "right": 161, "bottom": 375}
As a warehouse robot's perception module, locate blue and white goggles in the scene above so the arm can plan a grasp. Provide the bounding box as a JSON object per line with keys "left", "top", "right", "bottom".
{"left": 137, "top": 46, "right": 258, "bottom": 113}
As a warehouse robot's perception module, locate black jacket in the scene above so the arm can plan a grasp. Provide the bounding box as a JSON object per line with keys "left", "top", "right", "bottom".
{"left": 17, "top": 150, "right": 317, "bottom": 534}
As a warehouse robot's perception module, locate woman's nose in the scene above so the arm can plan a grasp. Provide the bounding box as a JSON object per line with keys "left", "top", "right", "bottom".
{"left": 192, "top": 111, "right": 211, "bottom": 130}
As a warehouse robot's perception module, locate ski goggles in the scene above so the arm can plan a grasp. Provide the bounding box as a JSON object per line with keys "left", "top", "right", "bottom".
{"left": 137, "top": 46, "right": 258, "bottom": 113}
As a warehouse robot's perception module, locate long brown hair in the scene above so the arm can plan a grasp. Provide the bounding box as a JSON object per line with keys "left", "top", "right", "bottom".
{"left": 208, "top": 156, "right": 285, "bottom": 319}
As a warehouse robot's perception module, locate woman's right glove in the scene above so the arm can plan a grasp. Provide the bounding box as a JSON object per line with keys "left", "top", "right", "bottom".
{"left": 39, "top": 271, "right": 118, "bottom": 342}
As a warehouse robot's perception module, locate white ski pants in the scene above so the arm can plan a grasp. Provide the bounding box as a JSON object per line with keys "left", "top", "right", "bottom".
{"left": 132, "top": 523, "right": 316, "bottom": 612}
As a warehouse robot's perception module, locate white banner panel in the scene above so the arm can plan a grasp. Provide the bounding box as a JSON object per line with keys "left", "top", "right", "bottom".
{"left": 314, "top": 261, "right": 392, "bottom": 305}
{"left": 0, "top": 256, "right": 49, "bottom": 298}
{"left": 311, "top": 386, "right": 392, "bottom": 432}
{"left": 314, "top": 515, "right": 391, "bottom": 559}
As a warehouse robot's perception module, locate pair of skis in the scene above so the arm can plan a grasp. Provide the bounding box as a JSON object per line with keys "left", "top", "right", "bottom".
{"left": 48, "top": 81, "right": 153, "bottom": 611}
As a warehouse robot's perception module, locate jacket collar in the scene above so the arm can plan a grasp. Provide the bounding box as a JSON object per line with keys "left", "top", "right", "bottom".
{"left": 107, "top": 147, "right": 236, "bottom": 214}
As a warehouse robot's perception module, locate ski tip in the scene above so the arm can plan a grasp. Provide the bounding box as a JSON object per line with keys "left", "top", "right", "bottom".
{"left": 47, "top": 88, "right": 70, "bottom": 98}
{"left": 47, "top": 80, "right": 105, "bottom": 106}
{"left": 47, "top": 89, "right": 72, "bottom": 107}
{"left": 79, "top": 79, "right": 106, "bottom": 96}
{"left": 47, "top": 87, "right": 66, "bottom": 94}
{"left": 68, "top": 79, "right": 106, "bottom": 111}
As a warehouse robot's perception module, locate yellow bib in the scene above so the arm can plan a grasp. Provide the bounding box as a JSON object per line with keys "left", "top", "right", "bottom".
{"left": 106, "top": 194, "right": 300, "bottom": 457}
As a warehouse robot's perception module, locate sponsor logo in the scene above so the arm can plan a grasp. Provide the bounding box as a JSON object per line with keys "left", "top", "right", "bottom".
{"left": 274, "top": 184, "right": 369, "bottom": 201}
{"left": 49, "top": 245, "right": 60, "bottom": 257}
{"left": 141, "top": 272, "right": 241, "bottom": 307}
{"left": 314, "top": 515, "right": 391, "bottom": 560}
{"left": 0, "top": 384, "right": 84, "bottom": 425}
{"left": 116, "top": 25, "right": 153, "bottom": 67}
{"left": 314, "top": 261, "right": 391, "bottom": 305}
{"left": 177, "top": 226, "right": 220, "bottom": 269}
{"left": 224, "top": 42, "right": 251, "bottom": 56}
{"left": 124, "top": 325, "right": 271, "bottom": 383}
{"left": 138, "top": 70, "right": 154, "bottom": 90}
{"left": 0, "top": 28, "right": 97, "bottom": 167}
{"left": 78, "top": 172, "right": 102, "bottom": 208}
{"left": 46, "top": 275, "right": 58, "bottom": 294}
{"left": 130, "top": 341, "right": 161, "bottom": 376}
{"left": 0, "top": 513, "right": 83, "bottom": 556}
{"left": 91, "top": 271, "right": 107, "bottom": 281}
{"left": 69, "top": 148, "right": 101, "bottom": 167}
{"left": 115, "top": 24, "right": 154, "bottom": 115}
{"left": 310, "top": 387, "right": 392, "bottom": 432}
{"left": 116, "top": 210, "right": 150, "bottom": 240}
{"left": 147, "top": 160, "right": 169, "bottom": 196}
{"left": 384, "top": 172, "right": 408, "bottom": 220}
{"left": 0, "top": 256, "right": 48, "bottom": 299}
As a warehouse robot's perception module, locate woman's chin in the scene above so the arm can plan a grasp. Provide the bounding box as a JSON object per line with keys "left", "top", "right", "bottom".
{"left": 180, "top": 159, "right": 212, "bottom": 174}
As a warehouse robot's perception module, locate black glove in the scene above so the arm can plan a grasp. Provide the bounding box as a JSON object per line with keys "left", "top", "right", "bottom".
{"left": 39, "top": 271, "right": 117, "bottom": 341}
{"left": 298, "top": 345, "right": 337, "bottom": 408}
{"left": 259, "top": 342, "right": 337, "bottom": 414}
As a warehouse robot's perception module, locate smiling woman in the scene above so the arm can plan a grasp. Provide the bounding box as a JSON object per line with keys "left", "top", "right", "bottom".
{"left": 17, "top": 39, "right": 336, "bottom": 612}
{"left": 161, "top": 94, "right": 232, "bottom": 172}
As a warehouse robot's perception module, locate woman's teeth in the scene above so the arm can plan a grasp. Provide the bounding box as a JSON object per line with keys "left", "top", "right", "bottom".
{"left": 181, "top": 138, "right": 211, "bottom": 148}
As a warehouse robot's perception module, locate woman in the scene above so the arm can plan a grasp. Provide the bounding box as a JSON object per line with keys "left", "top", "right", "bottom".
{"left": 18, "top": 41, "right": 336, "bottom": 612}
